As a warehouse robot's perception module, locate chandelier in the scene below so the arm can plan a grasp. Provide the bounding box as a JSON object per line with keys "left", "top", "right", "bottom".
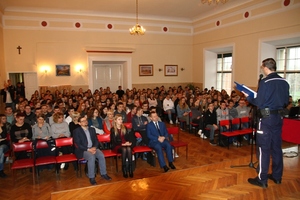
{"left": 201, "top": 0, "right": 228, "bottom": 5}
{"left": 129, "top": 0, "right": 145, "bottom": 35}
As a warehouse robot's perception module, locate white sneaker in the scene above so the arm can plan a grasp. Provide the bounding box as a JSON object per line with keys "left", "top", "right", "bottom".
{"left": 60, "top": 163, "right": 65, "bottom": 169}
{"left": 197, "top": 129, "right": 202, "bottom": 135}
{"left": 175, "top": 153, "right": 179, "bottom": 158}
{"left": 201, "top": 133, "right": 207, "bottom": 139}
{"left": 176, "top": 119, "right": 179, "bottom": 124}
{"left": 233, "top": 141, "right": 238, "bottom": 146}
{"left": 170, "top": 120, "right": 173, "bottom": 125}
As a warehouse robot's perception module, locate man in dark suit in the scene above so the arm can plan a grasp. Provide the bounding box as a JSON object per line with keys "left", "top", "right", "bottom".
{"left": 73, "top": 116, "right": 112, "bottom": 185}
{"left": 146, "top": 111, "right": 176, "bottom": 172}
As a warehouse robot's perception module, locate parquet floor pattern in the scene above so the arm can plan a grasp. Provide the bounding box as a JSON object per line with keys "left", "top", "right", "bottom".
{"left": 0, "top": 125, "right": 299, "bottom": 200}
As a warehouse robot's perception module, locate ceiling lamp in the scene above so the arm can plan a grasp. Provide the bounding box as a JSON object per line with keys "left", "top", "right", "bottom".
{"left": 129, "top": 0, "right": 145, "bottom": 35}
{"left": 202, "top": 0, "right": 228, "bottom": 5}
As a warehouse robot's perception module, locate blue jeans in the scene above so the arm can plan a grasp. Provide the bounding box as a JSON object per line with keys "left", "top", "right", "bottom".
{"left": 206, "top": 124, "right": 217, "bottom": 141}
{"left": 83, "top": 149, "right": 107, "bottom": 178}
{"left": 241, "top": 122, "right": 250, "bottom": 140}
{"left": 149, "top": 140, "right": 173, "bottom": 168}
{"left": 166, "top": 109, "right": 175, "bottom": 122}
{"left": 0, "top": 144, "right": 9, "bottom": 171}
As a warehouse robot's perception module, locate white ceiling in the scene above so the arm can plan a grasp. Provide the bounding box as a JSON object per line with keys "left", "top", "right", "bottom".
{"left": 0, "top": 0, "right": 248, "bottom": 22}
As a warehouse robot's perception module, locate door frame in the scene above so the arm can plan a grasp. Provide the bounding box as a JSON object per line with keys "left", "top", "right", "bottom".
{"left": 88, "top": 55, "right": 132, "bottom": 92}
{"left": 7, "top": 71, "right": 39, "bottom": 99}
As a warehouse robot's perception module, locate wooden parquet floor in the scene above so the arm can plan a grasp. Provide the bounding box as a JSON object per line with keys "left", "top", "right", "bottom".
{"left": 0, "top": 125, "right": 299, "bottom": 200}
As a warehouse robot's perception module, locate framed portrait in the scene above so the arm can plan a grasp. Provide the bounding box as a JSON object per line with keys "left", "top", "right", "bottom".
{"left": 164, "top": 65, "right": 178, "bottom": 76}
{"left": 139, "top": 64, "right": 153, "bottom": 76}
{"left": 56, "top": 65, "right": 71, "bottom": 76}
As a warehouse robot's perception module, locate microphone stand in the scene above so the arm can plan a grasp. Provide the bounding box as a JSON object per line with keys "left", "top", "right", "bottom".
{"left": 230, "top": 74, "right": 263, "bottom": 169}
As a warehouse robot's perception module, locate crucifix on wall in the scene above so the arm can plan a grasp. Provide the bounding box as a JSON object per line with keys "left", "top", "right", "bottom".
{"left": 17, "top": 46, "right": 22, "bottom": 54}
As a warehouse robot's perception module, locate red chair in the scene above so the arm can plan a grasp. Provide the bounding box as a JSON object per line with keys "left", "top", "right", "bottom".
{"left": 237, "top": 117, "right": 253, "bottom": 144}
{"left": 97, "top": 134, "right": 119, "bottom": 172}
{"left": 219, "top": 119, "right": 240, "bottom": 149}
{"left": 55, "top": 137, "right": 78, "bottom": 178}
{"left": 167, "top": 127, "right": 188, "bottom": 160}
{"left": 123, "top": 123, "right": 132, "bottom": 129}
{"left": 11, "top": 141, "right": 35, "bottom": 184}
{"left": 34, "top": 140, "right": 56, "bottom": 181}
{"left": 133, "top": 132, "right": 152, "bottom": 166}
{"left": 240, "top": 117, "right": 253, "bottom": 134}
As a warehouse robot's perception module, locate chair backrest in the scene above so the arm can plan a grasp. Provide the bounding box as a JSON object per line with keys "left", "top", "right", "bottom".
{"left": 167, "top": 127, "right": 179, "bottom": 135}
{"left": 55, "top": 137, "right": 73, "bottom": 148}
{"left": 123, "top": 123, "right": 132, "bottom": 129}
{"left": 97, "top": 133, "right": 111, "bottom": 143}
{"left": 219, "top": 119, "right": 230, "bottom": 126}
{"left": 241, "top": 117, "right": 249, "bottom": 123}
{"left": 13, "top": 141, "right": 33, "bottom": 152}
{"left": 135, "top": 132, "right": 142, "bottom": 138}
{"left": 231, "top": 118, "right": 240, "bottom": 125}
{"left": 35, "top": 140, "right": 49, "bottom": 149}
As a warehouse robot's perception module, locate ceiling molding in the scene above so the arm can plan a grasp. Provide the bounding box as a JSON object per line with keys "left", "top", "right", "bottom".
{"left": 85, "top": 47, "right": 135, "bottom": 54}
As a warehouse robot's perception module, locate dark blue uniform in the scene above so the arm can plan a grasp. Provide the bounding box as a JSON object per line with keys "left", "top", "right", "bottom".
{"left": 247, "top": 72, "right": 289, "bottom": 185}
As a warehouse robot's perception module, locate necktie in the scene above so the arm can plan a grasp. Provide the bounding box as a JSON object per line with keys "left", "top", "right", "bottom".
{"left": 155, "top": 122, "right": 162, "bottom": 136}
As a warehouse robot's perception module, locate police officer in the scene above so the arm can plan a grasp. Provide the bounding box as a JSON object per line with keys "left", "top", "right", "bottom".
{"left": 243, "top": 58, "right": 289, "bottom": 188}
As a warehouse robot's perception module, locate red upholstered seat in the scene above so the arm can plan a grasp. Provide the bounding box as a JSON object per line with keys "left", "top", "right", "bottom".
{"left": 167, "top": 127, "right": 188, "bottom": 160}
{"left": 123, "top": 123, "right": 132, "bottom": 129}
{"left": 11, "top": 141, "right": 35, "bottom": 184}
{"left": 55, "top": 137, "right": 78, "bottom": 178}
{"left": 133, "top": 146, "right": 152, "bottom": 154}
{"left": 35, "top": 140, "right": 56, "bottom": 167}
{"left": 34, "top": 140, "right": 57, "bottom": 182}
{"left": 97, "top": 133, "right": 119, "bottom": 172}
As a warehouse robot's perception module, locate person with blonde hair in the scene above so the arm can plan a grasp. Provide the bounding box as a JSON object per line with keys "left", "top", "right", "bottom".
{"left": 176, "top": 97, "right": 191, "bottom": 129}
{"left": 69, "top": 111, "right": 81, "bottom": 137}
{"left": 110, "top": 114, "right": 134, "bottom": 178}
{"left": 51, "top": 112, "right": 71, "bottom": 170}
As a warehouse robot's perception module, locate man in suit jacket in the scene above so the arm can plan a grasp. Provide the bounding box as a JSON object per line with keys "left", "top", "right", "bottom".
{"left": 146, "top": 111, "right": 176, "bottom": 172}
{"left": 73, "top": 116, "right": 112, "bottom": 185}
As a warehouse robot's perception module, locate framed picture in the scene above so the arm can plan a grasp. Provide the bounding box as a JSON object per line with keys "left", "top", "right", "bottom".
{"left": 139, "top": 64, "right": 153, "bottom": 76}
{"left": 56, "top": 65, "right": 71, "bottom": 76}
{"left": 164, "top": 65, "right": 178, "bottom": 76}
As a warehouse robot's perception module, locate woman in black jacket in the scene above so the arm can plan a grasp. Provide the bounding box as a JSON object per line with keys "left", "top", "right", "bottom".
{"left": 110, "top": 114, "right": 134, "bottom": 178}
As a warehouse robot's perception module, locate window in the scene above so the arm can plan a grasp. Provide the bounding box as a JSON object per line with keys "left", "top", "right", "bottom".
{"left": 216, "top": 53, "right": 232, "bottom": 94}
{"left": 276, "top": 46, "right": 300, "bottom": 102}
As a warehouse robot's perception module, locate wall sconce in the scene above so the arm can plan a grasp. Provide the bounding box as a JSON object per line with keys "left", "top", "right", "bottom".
{"left": 180, "top": 68, "right": 185, "bottom": 71}
{"left": 158, "top": 68, "right": 162, "bottom": 72}
{"left": 76, "top": 64, "right": 84, "bottom": 73}
{"left": 41, "top": 66, "right": 50, "bottom": 74}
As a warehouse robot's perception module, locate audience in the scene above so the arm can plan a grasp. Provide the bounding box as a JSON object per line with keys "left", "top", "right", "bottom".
{"left": 0, "top": 114, "right": 9, "bottom": 178}
{"left": 1, "top": 83, "right": 297, "bottom": 181}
